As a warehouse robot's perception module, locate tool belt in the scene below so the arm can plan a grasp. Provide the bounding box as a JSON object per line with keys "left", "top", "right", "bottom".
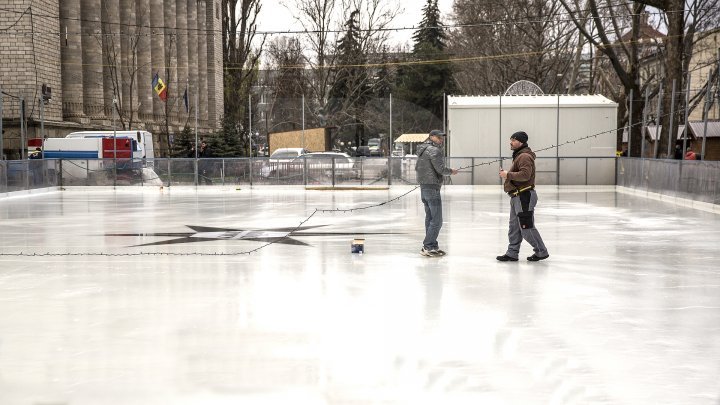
{"left": 507, "top": 185, "right": 534, "bottom": 197}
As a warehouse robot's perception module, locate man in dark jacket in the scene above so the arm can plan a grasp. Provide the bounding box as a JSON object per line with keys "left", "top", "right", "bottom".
{"left": 497, "top": 131, "right": 549, "bottom": 262}
{"left": 415, "top": 129, "right": 458, "bottom": 257}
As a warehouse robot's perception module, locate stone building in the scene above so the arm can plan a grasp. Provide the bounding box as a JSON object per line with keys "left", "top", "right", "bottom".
{"left": 0, "top": 0, "right": 223, "bottom": 159}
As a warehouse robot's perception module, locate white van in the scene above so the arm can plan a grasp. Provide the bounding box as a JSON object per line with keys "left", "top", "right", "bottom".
{"left": 66, "top": 130, "right": 155, "bottom": 159}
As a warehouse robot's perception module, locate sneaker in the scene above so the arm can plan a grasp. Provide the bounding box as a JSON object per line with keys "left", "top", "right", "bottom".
{"left": 527, "top": 254, "right": 549, "bottom": 262}
{"left": 433, "top": 249, "right": 447, "bottom": 256}
{"left": 496, "top": 254, "right": 518, "bottom": 262}
{"left": 421, "top": 247, "right": 439, "bottom": 257}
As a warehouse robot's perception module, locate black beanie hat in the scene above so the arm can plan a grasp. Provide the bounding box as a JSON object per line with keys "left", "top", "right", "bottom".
{"left": 511, "top": 131, "right": 528, "bottom": 144}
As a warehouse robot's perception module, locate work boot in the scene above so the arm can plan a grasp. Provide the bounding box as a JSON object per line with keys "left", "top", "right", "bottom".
{"left": 421, "top": 247, "right": 439, "bottom": 257}
{"left": 527, "top": 254, "right": 549, "bottom": 262}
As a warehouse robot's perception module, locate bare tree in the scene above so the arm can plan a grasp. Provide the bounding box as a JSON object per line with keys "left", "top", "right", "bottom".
{"left": 559, "top": 0, "right": 719, "bottom": 157}
{"left": 282, "top": 0, "right": 399, "bottom": 117}
{"left": 449, "top": 0, "right": 577, "bottom": 95}
{"left": 283, "top": 0, "right": 339, "bottom": 107}
{"left": 222, "top": 0, "right": 265, "bottom": 134}
{"left": 634, "top": 0, "right": 685, "bottom": 156}
{"left": 98, "top": 8, "right": 147, "bottom": 130}
{"left": 672, "top": 0, "right": 720, "bottom": 147}
{"left": 265, "top": 36, "right": 307, "bottom": 134}
{"left": 558, "top": 0, "right": 653, "bottom": 156}
{"left": 163, "top": 34, "right": 177, "bottom": 152}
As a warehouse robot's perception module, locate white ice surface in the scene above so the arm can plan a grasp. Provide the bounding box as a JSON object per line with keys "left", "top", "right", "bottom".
{"left": 0, "top": 186, "right": 719, "bottom": 405}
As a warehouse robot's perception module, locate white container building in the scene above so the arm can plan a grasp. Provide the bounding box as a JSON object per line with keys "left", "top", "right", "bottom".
{"left": 447, "top": 94, "right": 618, "bottom": 185}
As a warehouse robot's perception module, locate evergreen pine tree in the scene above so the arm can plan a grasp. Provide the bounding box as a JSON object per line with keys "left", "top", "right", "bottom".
{"left": 328, "top": 9, "right": 367, "bottom": 112}
{"left": 398, "top": 0, "right": 455, "bottom": 121}
{"left": 328, "top": 9, "right": 369, "bottom": 148}
{"left": 374, "top": 45, "right": 393, "bottom": 99}
{"left": 171, "top": 126, "right": 196, "bottom": 157}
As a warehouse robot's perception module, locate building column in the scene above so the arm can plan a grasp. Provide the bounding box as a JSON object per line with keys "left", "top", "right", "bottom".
{"left": 81, "top": 0, "right": 104, "bottom": 119}
{"left": 135, "top": 0, "right": 152, "bottom": 124}
{"left": 120, "top": 0, "right": 138, "bottom": 125}
{"left": 176, "top": 0, "right": 189, "bottom": 123}
{"left": 187, "top": 0, "right": 198, "bottom": 125}
{"left": 164, "top": 0, "right": 177, "bottom": 127}
{"left": 60, "top": 0, "right": 84, "bottom": 120}
{"left": 102, "top": 0, "right": 121, "bottom": 118}
{"left": 197, "top": 0, "right": 209, "bottom": 124}
{"left": 206, "top": 0, "right": 223, "bottom": 129}
{"left": 150, "top": 0, "right": 165, "bottom": 118}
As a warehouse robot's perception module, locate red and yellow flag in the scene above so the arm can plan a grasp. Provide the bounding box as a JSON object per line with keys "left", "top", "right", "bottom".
{"left": 152, "top": 72, "right": 168, "bottom": 101}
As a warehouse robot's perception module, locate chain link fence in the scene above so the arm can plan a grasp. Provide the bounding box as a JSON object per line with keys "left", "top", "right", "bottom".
{"left": 617, "top": 157, "right": 720, "bottom": 204}
{"left": 1, "top": 156, "right": 617, "bottom": 196}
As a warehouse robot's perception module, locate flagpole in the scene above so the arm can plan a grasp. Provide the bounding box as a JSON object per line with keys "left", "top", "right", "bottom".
{"left": 195, "top": 90, "right": 199, "bottom": 157}
{"left": 194, "top": 89, "right": 199, "bottom": 186}
{"left": 248, "top": 93, "right": 252, "bottom": 157}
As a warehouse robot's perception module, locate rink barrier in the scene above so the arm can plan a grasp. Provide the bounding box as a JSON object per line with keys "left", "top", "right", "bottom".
{"left": 617, "top": 158, "right": 720, "bottom": 209}
{"left": 0, "top": 109, "right": 694, "bottom": 256}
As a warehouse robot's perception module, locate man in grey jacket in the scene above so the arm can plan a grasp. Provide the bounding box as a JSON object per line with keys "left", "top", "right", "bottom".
{"left": 415, "top": 129, "right": 458, "bottom": 257}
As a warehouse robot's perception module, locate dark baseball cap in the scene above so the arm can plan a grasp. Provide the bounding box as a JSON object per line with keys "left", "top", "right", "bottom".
{"left": 429, "top": 129, "right": 446, "bottom": 137}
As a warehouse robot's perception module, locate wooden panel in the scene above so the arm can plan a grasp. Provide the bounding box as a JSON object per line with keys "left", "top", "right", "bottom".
{"left": 269, "top": 128, "right": 329, "bottom": 154}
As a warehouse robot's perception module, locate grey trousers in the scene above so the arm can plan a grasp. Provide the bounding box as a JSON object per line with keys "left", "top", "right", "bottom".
{"left": 505, "top": 189, "right": 548, "bottom": 259}
{"left": 420, "top": 185, "right": 443, "bottom": 250}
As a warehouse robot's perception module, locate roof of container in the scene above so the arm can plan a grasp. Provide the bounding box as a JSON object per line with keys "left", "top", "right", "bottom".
{"left": 394, "top": 133, "right": 429, "bottom": 143}
{"left": 448, "top": 94, "right": 617, "bottom": 108}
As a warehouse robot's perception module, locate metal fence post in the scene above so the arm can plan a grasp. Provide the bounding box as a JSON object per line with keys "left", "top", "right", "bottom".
{"left": 556, "top": 93, "right": 560, "bottom": 186}
{"left": 701, "top": 71, "right": 712, "bottom": 160}
{"left": 471, "top": 157, "right": 475, "bottom": 185}
{"left": 653, "top": 83, "right": 663, "bottom": 158}
{"left": 682, "top": 74, "right": 691, "bottom": 159}
{"left": 628, "top": 88, "right": 633, "bottom": 157}
{"left": 388, "top": 157, "right": 392, "bottom": 186}
{"left": 24, "top": 161, "right": 29, "bottom": 190}
{"left": 249, "top": 157, "right": 253, "bottom": 187}
{"left": 20, "top": 94, "right": 26, "bottom": 160}
{"left": 331, "top": 157, "right": 336, "bottom": 187}
{"left": 360, "top": 157, "right": 364, "bottom": 186}
{"left": 40, "top": 95, "right": 44, "bottom": 142}
{"left": 641, "top": 87, "right": 650, "bottom": 159}
{"left": 667, "top": 79, "right": 677, "bottom": 159}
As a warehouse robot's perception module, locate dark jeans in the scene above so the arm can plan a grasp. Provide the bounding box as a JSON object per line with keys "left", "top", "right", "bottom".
{"left": 421, "top": 185, "right": 443, "bottom": 250}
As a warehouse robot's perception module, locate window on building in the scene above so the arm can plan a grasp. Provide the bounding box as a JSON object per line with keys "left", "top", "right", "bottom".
{"left": 216, "top": 2, "right": 220, "bottom": 19}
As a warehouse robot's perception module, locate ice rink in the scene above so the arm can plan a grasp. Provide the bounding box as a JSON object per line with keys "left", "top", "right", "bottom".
{"left": 1, "top": 186, "right": 719, "bottom": 404}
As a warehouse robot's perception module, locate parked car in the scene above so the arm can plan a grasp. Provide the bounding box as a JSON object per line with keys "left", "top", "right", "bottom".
{"left": 367, "top": 138, "right": 383, "bottom": 156}
{"left": 269, "top": 148, "right": 309, "bottom": 159}
{"left": 293, "top": 152, "right": 359, "bottom": 181}
{"left": 355, "top": 145, "right": 372, "bottom": 157}
{"left": 261, "top": 148, "right": 310, "bottom": 178}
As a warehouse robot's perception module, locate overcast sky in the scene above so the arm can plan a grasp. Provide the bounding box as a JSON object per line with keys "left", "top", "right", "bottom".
{"left": 254, "top": 0, "right": 455, "bottom": 51}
